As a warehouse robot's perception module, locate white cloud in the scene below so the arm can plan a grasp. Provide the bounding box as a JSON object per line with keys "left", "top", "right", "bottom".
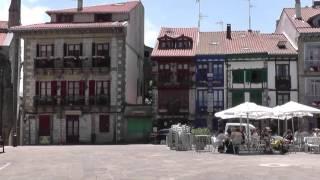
{"left": 145, "top": 18, "right": 160, "bottom": 48}
{"left": 21, "top": 4, "right": 49, "bottom": 25}
{"left": 0, "top": 0, "right": 48, "bottom": 25}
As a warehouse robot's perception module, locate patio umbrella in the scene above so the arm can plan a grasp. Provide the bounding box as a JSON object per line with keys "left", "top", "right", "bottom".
{"left": 215, "top": 102, "right": 273, "bottom": 142}
{"left": 276, "top": 101, "right": 320, "bottom": 132}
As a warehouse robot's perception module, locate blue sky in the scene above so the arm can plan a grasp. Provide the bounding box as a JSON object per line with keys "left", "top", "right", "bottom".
{"left": 0, "top": 0, "right": 314, "bottom": 47}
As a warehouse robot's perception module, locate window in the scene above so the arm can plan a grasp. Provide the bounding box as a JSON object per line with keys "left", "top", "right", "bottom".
{"left": 197, "top": 63, "right": 208, "bottom": 81}
{"left": 158, "top": 90, "right": 188, "bottom": 110}
{"left": 306, "top": 44, "right": 320, "bottom": 60}
{"left": 177, "top": 63, "right": 189, "bottom": 82}
{"left": 158, "top": 63, "right": 172, "bottom": 82}
{"left": 277, "top": 93, "right": 290, "bottom": 105}
{"left": 198, "top": 90, "right": 208, "bottom": 108}
{"left": 213, "top": 90, "right": 224, "bottom": 108}
{"left": 36, "top": 81, "right": 57, "bottom": 97}
{"left": 93, "top": 43, "right": 109, "bottom": 57}
{"left": 245, "top": 69, "right": 267, "bottom": 83}
{"left": 176, "top": 40, "right": 192, "bottom": 49}
{"left": 250, "top": 91, "right": 262, "bottom": 105}
{"left": 213, "top": 63, "right": 223, "bottom": 80}
{"left": 159, "top": 40, "right": 174, "bottom": 49}
{"left": 37, "top": 44, "right": 54, "bottom": 57}
{"left": 56, "top": 14, "right": 73, "bottom": 23}
{"left": 96, "top": 81, "right": 110, "bottom": 96}
{"left": 276, "top": 64, "right": 289, "bottom": 77}
{"left": 232, "top": 70, "right": 244, "bottom": 83}
{"left": 67, "top": 81, "right": 84, "bottom": 97}
{"left": 310, "top": 80, "right": 320, "bottom": 97}
{"left": 94, "top": 14, "right": 112, "bottom": 22}
{"left": 65, "top": 44, "right": 82, "bottom": 57}
{"left": 99, "top": 115, "right": 110, "bottom": 132}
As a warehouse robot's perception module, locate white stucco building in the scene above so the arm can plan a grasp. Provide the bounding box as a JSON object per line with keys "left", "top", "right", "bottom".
{"left": 11, "top": 1, "right": 145, "bottom": 144}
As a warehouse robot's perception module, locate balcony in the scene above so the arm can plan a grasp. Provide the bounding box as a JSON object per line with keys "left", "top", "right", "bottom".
{"left": 34, "top": 96, "right": 57, "bottom": 106}
{"left": 34, "top": 57, "right": 60, "bottom": 69}
{"left": 92, "top": 56, "right": 110, "bottom": 68}
{"left": 275, "top": 76, "right": 291, "bottom": 90}
{"left": 305, "top": 95, "right": 320, "bottom": 108}
{"left": 89, "top": 95, "right": 110, "bottom": 106}
{"left": 61, "top": 96, "right": 85, "bottom": 106}
{"left": 159, "top": 103, "right": 189, "bottom": 115}
{"left": 305, "top": 60, "right": 320, "bottom": 72}
{"left": 63, "top": 56, "right": 84, "bottom": 68}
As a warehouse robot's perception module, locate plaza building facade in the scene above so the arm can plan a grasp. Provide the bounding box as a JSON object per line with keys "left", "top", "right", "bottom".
{"left": 11, "top": 1, "right": 145, "bottom": 144}
{"left": 151, "top": 27, "right": 198, "bottom": 129}
{"left": 276, "top": 0, "right": 320, "bottom": 128}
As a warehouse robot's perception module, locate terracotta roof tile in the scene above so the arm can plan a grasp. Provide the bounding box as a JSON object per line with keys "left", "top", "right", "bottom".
{"left": 46, "top": 1, "right": 140, "bottom": 14}
{"left": 151, "top": 27, "right": 199, "bottom": 57}
{"left": 197, "top": 31, "right": 297, "bottom": 56}
{"left": 10, "top": 22, "right": 127, "bottom": 32}
{"left": 283, "top": 7, "right": 320, "bottom": 33}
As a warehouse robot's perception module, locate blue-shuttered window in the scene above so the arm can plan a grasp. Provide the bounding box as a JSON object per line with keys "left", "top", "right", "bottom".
{"left": 197, "top": 63, "right": 208, "bottom": 81}
{"left": 212, "top": 63, "right": 223, "bottom": 80}
{"left": 213, "top": 89, "right": 224, "bottom": 110}
{"left": 197, "top": 89, "right": 208, "bottom": 111}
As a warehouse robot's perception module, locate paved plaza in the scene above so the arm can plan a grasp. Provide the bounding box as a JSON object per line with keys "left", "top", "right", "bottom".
{"left": 0, "top": 145, "right": 320, "bottom": 180}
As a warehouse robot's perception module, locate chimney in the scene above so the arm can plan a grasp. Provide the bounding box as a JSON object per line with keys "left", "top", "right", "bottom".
{"left": 8, "top": 0, "right": 21, "bottom": 27}
{"left": 295, "top": 0, "right": 302, "bottom": 20}
{"left": 78, "top": 0, "right": 83, "bottom": 11}
{"left": 226, "top": 24, "right": 232, "bottom": 40}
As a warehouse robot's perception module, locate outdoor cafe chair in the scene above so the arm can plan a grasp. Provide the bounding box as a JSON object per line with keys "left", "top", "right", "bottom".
{"left": 304, "top": 137, "right": 320, "bottom": 153}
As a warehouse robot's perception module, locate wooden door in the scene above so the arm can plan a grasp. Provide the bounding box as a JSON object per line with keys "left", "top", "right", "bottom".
{"left": 66, "top": 115, "right": 79, "bottom": 144}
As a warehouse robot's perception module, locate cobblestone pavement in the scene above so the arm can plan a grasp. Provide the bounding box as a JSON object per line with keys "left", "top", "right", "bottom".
{"left": 0, "top": 145, "right": 320, "bottom": 180}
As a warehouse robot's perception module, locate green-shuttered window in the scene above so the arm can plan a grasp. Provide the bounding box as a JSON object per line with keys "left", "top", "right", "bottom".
{"left": 245, "top": 69, "right": 267, "bottom": 83}
{"left": 232, "top": 70, "right": 244, "bottom": 83}
{"left": 232, "top": 91, "right": 244, "bottom": 106}
{"left": 250, "top": 91, "right": 262, "bottom": 105}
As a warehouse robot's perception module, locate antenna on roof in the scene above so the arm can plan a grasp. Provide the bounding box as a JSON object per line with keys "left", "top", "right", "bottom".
{"left": 247, "top": 0, "right": 254, "bottom": 31}
{"left": 216, "top": 21, "right": 224, "bottom": 31}
{"left": 196, "top": 0, "right": 207, "bottom": 29}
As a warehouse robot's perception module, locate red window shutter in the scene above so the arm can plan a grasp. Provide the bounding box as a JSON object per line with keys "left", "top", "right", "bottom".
{"left": 36, "top": 81, "right": 40, "bottom": 95}
{"left": 51, "top": 81, "right": 57, "bottom": 96}
{"left": 63, "top": 43, "right": 67, "bottom": 56}
{"left": 80, "top": 43, "right": 83, "bottom": 56}
{"left": 89, "top": 80, "right": 95, "bottom": 96}
{"left": 79, "top": 81, "right": 85, "bottom": 96}
{"left": 61, "top": 81, "right": 67, "bottom": 97}
{"left": 39, "top": 115, "right": 50, "bottom": 136}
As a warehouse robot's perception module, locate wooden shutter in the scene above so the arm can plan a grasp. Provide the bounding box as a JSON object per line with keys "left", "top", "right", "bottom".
{"left": 36, "top": 81, "right": 40, "bottom": 95}
{"left": 89, "top": 80, "right": 95, "bottom": 96}
{"left": 79, "top": 81, "right": 85, "bottom": 96}
{"left": 36, "top": 44, "right": 40, "bottom": 57}
{"left": 99, "top": 115, "right": 109, "bottom": 132}
{"left": 61, "top": 81, "right": 67, "bottom": 97}
{"left": 232, "top": 91, "right": 244, "bottom": 106}
{"left": 51, "top": 81, "right": 57, "bottom": 96}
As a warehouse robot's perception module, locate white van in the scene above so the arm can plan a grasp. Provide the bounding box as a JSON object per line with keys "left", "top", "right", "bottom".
{"left": 224, "top": 123, "right": 256, "bottom": 139}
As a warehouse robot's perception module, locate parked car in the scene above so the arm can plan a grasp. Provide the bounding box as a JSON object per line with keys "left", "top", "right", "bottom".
{"left": 224, "top": 123, "right": 256, "bottom": 139}
{"left": 149, "top": 128, "right": 170, "bottom": 144}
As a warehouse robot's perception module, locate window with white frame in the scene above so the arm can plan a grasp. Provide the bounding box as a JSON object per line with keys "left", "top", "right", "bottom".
{"left": 310, "top": 80, "right": 320, "bottom": 97}
{"left": 40, "top": 82, "right": 51, "bottom": 96}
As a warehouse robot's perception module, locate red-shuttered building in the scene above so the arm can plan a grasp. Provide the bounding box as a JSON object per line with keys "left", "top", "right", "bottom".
{"left": 151, "top": 27, "right": 198, "bottom": 129}
{"left": 11, "top": 1, "right": 145, "bottom": 144}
